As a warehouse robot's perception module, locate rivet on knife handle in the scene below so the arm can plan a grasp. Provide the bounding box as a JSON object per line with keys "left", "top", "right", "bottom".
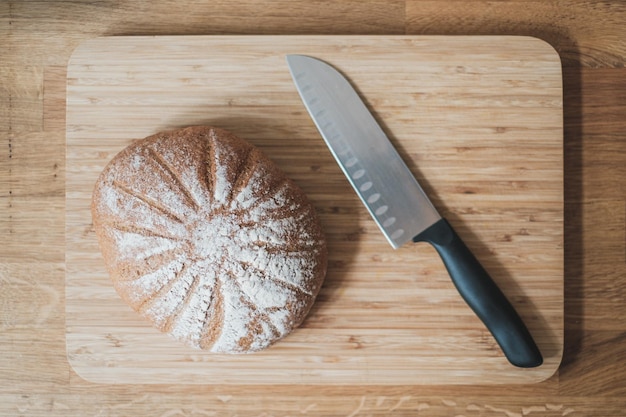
{"left": 286, "top": 54, "right": 543, "bottom": 368}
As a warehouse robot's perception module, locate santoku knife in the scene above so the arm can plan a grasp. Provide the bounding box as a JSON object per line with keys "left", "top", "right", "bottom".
{"left": 286, "top": 54, "right": 543, "bottom": 368}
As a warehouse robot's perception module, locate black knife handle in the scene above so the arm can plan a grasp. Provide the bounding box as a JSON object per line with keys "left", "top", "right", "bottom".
{"left": 413, "top": 218, "right": 543, "bottom": 368}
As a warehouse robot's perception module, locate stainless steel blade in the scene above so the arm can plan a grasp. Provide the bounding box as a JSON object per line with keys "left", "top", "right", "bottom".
{"left": 286, "top": 54, "right": 441, "bottom": 249}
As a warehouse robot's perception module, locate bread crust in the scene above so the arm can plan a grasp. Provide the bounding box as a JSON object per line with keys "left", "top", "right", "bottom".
{"left": 91, "top": 126, "right": 327, "bottom": 353}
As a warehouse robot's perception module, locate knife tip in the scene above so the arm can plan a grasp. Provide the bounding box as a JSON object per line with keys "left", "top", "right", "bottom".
{"left": 286, "top": 55, "right": 312, "bottom": 75}
{"left": 285, "top": 54, "right": 303, "bottom": 63}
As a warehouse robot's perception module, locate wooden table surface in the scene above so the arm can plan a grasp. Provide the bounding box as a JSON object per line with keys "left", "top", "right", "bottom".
{"left": 1, "top": 1, "right": 624, "bottom": 416}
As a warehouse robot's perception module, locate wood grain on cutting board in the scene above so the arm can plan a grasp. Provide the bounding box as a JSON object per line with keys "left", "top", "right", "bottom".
{"left": 65, "top": 35, "right": 563, "bottom": 385}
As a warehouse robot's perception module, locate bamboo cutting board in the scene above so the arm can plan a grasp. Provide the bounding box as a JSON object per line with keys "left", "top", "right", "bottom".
{"left": 66, "top": 35, "right": 563, "bottom": 385}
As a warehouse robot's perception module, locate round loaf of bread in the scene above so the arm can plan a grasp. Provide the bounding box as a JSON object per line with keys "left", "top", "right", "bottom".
{"left": 91, "top": 126, "right": 327, "bottom": 353}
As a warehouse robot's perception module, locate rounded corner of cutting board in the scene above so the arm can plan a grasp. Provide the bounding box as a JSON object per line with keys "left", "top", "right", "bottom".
{"left": 511, "top": 35, "right": 562, "bottom": 58}
{"left": 67, "top": 37, "right": 108, "bottom": 69}
{"left": 65, "top": 339, "right": 106, "bottom": 385}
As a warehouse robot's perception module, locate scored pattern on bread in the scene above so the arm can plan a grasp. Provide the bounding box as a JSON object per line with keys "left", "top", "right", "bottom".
{"left": 92, "top": 126, "right": 327, "bottom": 353}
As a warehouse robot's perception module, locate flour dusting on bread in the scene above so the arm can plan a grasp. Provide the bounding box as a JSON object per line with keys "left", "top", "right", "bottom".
{"left": 92, "top": 126, "right": 327, "bottom": 353}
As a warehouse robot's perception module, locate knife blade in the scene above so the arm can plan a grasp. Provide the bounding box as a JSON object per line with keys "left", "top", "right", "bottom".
{"left": 286, "top": 54, "right": 543, "bottom": 368}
